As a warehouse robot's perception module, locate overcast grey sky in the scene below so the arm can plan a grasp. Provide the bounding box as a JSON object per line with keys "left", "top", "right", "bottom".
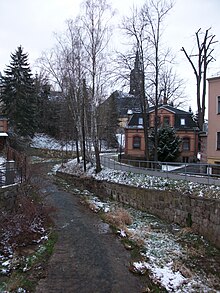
{"left": 0, "top": 0, "right": 220, "bottom": 112}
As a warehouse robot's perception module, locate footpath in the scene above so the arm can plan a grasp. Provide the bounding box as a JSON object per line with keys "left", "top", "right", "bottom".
{"left": 35, "top": 163, "right": 145, "bottom": 293}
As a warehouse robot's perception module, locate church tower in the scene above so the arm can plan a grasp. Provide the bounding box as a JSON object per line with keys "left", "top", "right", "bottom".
{"left": 129, "top": 50, "right": 144, "bottom": 96}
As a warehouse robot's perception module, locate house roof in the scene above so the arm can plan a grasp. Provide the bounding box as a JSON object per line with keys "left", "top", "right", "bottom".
{"left": 100, "top": 90, "right": 142, "bottom": 117}
{"left": 127, "top": 104, "right": 197, "bottom": 130}
{"left": 128, "top": 113, "right": 147, "bottom": 128}
{"left": 0, "top": 116, "right": 7, "bottom": 120}
{"left": 207, "top": 75, "right": 220, "bottom": 82}
{"left": 148, "top": 104, "right": 190, "bottom": 115}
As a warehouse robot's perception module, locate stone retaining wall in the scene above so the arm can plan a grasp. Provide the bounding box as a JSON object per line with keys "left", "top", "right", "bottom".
{"left": 57, "top": 171, "right": 220, "bottom": 249}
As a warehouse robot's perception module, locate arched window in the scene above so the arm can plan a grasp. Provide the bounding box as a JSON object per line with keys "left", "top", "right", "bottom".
{"left": 182, "top": 137, "right": 190, "bottom": 151}
{"left": 133, "top": 136, "right": 141, "bottom": 149}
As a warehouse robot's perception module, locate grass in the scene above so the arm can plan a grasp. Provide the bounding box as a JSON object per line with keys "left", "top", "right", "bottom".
{"left": 28, "top": 147, "right": 76, "bottom": 160}
{"left": 0, "top": 231, "right": 58, "bottom": 292}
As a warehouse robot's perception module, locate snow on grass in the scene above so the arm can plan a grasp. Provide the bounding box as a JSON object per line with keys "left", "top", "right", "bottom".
{"left": 78, "top": 190, "right": 220, "bottom": 292}
{"left": 56, "top": 158, "right": 220, "bottom": 292}
{"left": 31, "top": 133, "right": 76, "bottom": 151}
{"left": 58, "top": 159, "right": 220, "bottom": 199}
{"left": 31, "top": 133, "right": 62, "bottom": 150}
{"left": 31, "top": 133, "right": 111, "bottom": 152}
{"left": 32, "top": 133, "right": 220, "bottom": 199}
{"left": 85, "top": 195, "right": 111, "bottom": 213}
{"left": 94, "top": 167, "right": 220, "bottom": 198}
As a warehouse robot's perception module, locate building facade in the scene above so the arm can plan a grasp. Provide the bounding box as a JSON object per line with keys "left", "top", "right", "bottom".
{"left": 124, "top": 104, "right": 199, "bottom": 162}
{"left": 207, "top": 76, "right": 220, "bottom": 164}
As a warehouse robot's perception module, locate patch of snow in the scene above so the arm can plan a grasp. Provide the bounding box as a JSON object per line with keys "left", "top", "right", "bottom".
{"left": 55, "top": 158, "right": 220, "bottom": 199}
{"left": 146, "top": 262, "right": 186, "bottom": 291}
{"left": 31, "top": 133, "right": 76, "bottom": 151}
{"left": 118, "top": 229, "right": 127, "bottom": 237}
{"left": 161, "top": 164, "right": 185, "bottom": 171}
{"left": 1, "top": 260, "right": 10, "bottom": 266}
{"left": 0, "top": 156, "right": 6, "bottom": 165}
{"left": 76, "top": 189, "right": 219, "bottom": 292}
{"left": 85, "top": 196, "right": 111, "bottom": 213}
{"left": 132, "top": 261, "right": 148, "bottom": 274}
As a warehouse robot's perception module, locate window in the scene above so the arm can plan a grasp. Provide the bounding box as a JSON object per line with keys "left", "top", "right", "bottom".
{"left": 138, "top": 117, "right": 143, "bottom": 125}
{"left": 133, "top": 136, "right": 141, "bottom": 149}
{"left": 156, "top": 116, "right": 161, "bottom": 126}
{"left": 180, "top": 118, "right": 185, "bottom": 126}
{"left": 217, "top": 132, "right": 220, "bottom": 150}
{"left": 163, "top": 116, "right": 170, "bottom": 126}
{"left": 182, "top": 156, "right": 189, "bottom": 163}
{"left": 182, "top": 137, "right": 190, "bottom": 151}
{"left": 218, "top": 96, "right": 220, "bottom": 114}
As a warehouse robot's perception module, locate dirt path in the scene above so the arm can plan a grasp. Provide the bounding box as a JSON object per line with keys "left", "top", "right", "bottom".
{"left": 35, "top": 163, "right": 144, "bottom": 293}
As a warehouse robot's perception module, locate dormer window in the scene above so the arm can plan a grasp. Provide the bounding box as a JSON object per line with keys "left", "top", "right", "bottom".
{"left": 180, "top": 118, "right": 185, "bottom": 126}
{"left": 138, "top": 117, "right": 143, "bottom": 125}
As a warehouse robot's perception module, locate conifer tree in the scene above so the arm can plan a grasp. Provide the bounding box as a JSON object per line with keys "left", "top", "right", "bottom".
{"left": 150, "top": 126, "right": 181, "bottom": 162}
{"left": 0, "top": 46, "right": 37, "bottom": 137}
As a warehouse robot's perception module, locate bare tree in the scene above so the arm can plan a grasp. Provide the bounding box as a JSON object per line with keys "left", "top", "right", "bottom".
{"left": 121, "top": 5, "right": 150, "bottom": 161}
{"left": 79, "top": 0, "right": 114, "bottom": 173}
{"left": 110, "top": 50, "right": 135, "bottom": 90}
{"left": 158, "top": 66, "right": 187, "bottom": 108}
{"left": 181, "top": 28, "right": 217, "bottom": 130}
{"left": 141, "top": 0, "right": 174, "bottom": 161}
{"left": 121, "top": 0, "right": 174, "bottom": 161}
{"left": 37, "top": 1, "right": 114, "bottom": 173}
{"left": 37, "top": 19, "right": 87, "bottom": 163}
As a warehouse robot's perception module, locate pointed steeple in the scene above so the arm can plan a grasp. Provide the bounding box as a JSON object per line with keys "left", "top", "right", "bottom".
{"left": 129, "top": 50, "right": 144, "bottom": 96}
{"left": 134, "top": 50, "right": 141, "bottom": 71}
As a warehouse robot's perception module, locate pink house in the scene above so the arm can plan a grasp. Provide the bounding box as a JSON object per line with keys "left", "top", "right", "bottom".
{"left": 207, "top": 76, "right": 220, "bottom": 164}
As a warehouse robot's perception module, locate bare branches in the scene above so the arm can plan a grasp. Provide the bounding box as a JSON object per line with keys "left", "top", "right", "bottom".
{"left": 181, "top": 27, "right": 218, "bottom": 129}
{"left": 181, "top": 47, "right": 198, "bottom": 77}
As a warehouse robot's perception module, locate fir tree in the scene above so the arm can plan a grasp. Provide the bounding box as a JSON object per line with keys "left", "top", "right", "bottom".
{"left": 150, "top": 126, "right": 181, "bottom": 162}
{"left": 0, "top": 46, "right": 37, "bottom": 137}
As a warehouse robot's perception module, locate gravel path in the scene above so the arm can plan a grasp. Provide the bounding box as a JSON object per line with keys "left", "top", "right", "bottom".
{"left": 35, "top": 163, "right": 144, "bottom": 293}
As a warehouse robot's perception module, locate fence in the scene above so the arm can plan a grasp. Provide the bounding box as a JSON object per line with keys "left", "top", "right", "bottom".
{"left": 101, "top": 154, "right": 220, "bottom": 186}
{"left": 0, "top": 161, "right": 23, "bottom": 187}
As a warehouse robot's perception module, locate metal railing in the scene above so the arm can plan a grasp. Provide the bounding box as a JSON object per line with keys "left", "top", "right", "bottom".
{"left": 101, "top": 154, "right": 220, "bottom": 186}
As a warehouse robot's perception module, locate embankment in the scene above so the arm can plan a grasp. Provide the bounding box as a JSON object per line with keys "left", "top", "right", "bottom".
{"left": 56, "top": 171, "right": 220, "bottom": 249}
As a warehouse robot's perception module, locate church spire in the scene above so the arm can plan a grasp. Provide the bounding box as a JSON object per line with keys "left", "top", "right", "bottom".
{"left": 129, "top": 50, "right": 144, "bottom": 96}
{"left": 134, "top": 50, "right": 142, "bottom": 71}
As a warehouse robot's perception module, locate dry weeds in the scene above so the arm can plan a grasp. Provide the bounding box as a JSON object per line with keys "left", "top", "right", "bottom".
{"left": 103, "top": 208, "right": 133, "bottom": 228}
{"left": 172, "top": 260, "right": 193, "bottom": 278}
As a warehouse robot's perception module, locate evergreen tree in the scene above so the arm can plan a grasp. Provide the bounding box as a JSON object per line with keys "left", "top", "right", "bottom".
{"left": 34, "top": 74, "right": 58, "bottom": 136}
{"left": 150, "top": 126, "right": 181, "bottom": 162}
{"left": 0, "top": 46, "right": 37, "bottom": 137}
